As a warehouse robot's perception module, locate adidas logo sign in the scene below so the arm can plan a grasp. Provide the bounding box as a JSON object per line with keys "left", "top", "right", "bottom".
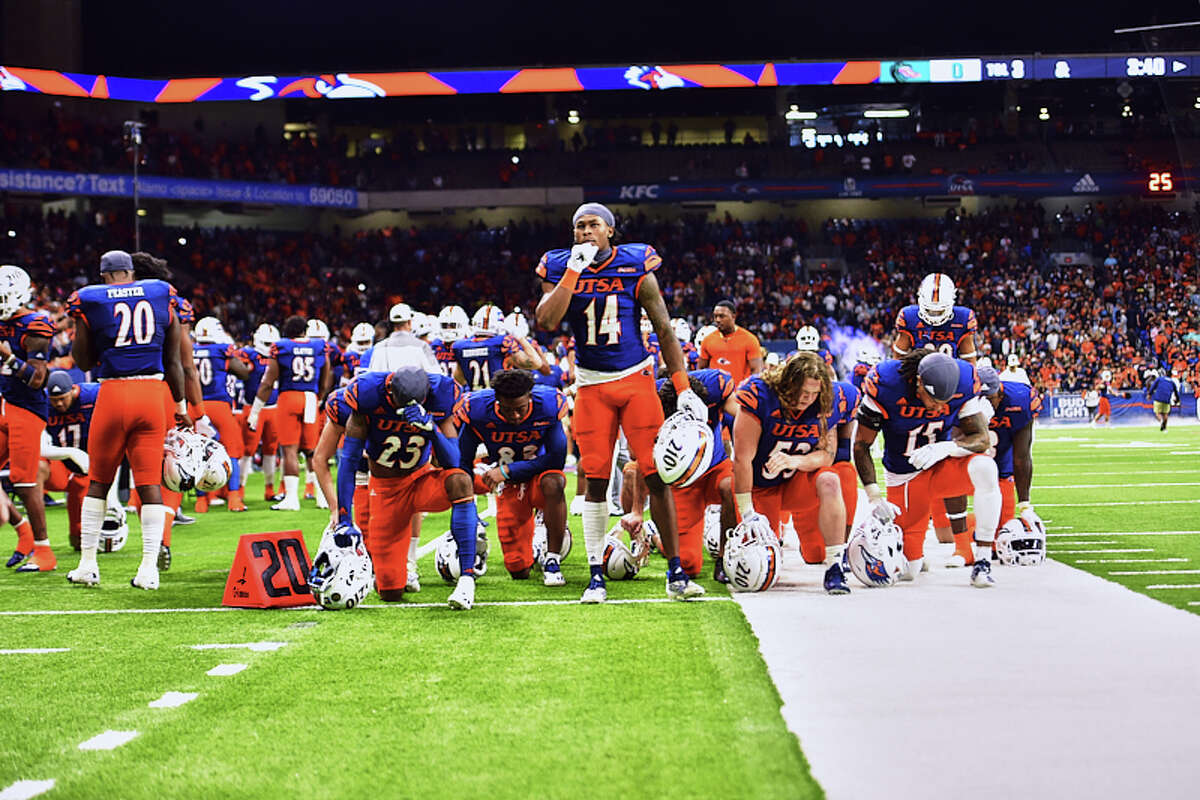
{"left": 1072, "top": 173, "right": 1100, "bottom": 193}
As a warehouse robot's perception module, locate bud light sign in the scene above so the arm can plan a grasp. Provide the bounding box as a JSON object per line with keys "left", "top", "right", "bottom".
{"left": 1048, "top": 394, "right": 1089, "bottom": 421}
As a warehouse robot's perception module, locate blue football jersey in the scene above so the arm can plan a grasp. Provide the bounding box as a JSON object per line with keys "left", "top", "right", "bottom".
{"left": 536, "top": 243, "right": 662, "bottom": 373}
{"left": 859, "top": 358, "right": 982, "bottom": 475}
{"left": 534, "top": 363, "right": 566, "bottom": 390}
{"left": 46, "top": 382, "right": 99, "bottom": 450}
{"left": 850, "top": 360, "right": 872, "bottom": 391}
{"left": 194, "top": 342, "right": 244, "bottom": 404}
{"left": 988, "top": 381, "right": 1039, "bottom": 479}
{"left": 66, "top": 279, "right": 175, "bottom": 381}
{"left": 656, "top": 368, "right": 733, "bottom": 473}
{"left": 271, "top": 338, "right": 326, "bottom": 393}
{"left": 681, "top": 341, "right": 700, "bottom": 370}
{"left": 240, "top": 346, "right": 278, "bottom": 405}
{"left": 324, "top": 385, "right": 353, "bottom": 427}
{"left": 736, "top": 374, "right": 830, "bottom": 488}
{"left": 452, "top": 333, "right": 521, "bottom": 390}
{"left": 344, "top": 371, "right": 461, "bottom": 472}
{"left": 0, "top": 309, "right": 55, "bottom": 419}
{"left": 832, "top": 380, "right": 859, "bottom": 463}
{"left": 454, "top": 385, "right": 568, "bottom": 483}
{"left": 894, "top": 305, "right": 977, "bottom": 357}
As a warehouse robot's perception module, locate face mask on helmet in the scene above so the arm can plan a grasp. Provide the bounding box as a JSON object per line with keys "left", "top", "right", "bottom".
{"left": 671, "top": 318, "right": 692, "bottom": 343}
{"left": 472, "top": 305, "right": 506, "bottom": 336}
{"left": 795, "top": 326, "right": 820, "bottom": 351}
{"left": 846, "top": 516, "right": 907, "bottom": 587}
{"left": 0, "top": 265, "right": 33, "bottom": 320}
{"left": 722, "top": 515, "right": 781, "bottom": 592}
{"left": 532, "top": 514, "right": 573, "bottom": 566}
{"left": 438, "top": 306, "right": 470, "bottom": 341}
{"left": 253, "top": 324, "right": 279, "bottom": 353}
{"left": 917, "top": 273, "right": 956, "bottom": 326}
{"left": 653, "top": 412, "right": 715, "bottom": 487}
{"left": 309, "top": 523, "right": 374, "bottom": 610}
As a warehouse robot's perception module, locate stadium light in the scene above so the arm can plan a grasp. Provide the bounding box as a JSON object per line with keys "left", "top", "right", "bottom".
{"left": 1038, "top": 107, "right": 1050, "bottom": 121}
{"left": 357, "top": 283, "right": 366, "bottom": 292}
{"left": 178, "top": 237, "right": 187, "bottom": 245}
{"left": 784, "top": 105, "right": 818, "bottom": 120}
{"left": 136, "top": 208, "right": 148, "bottom": 217}
{"left": 1121, "top": 103, "right": 1133, "bottom": 118}
{"left": 511, "top": 155, "right": 520, "bottom": 164}
{"left": 1194, "top": 97, "right": 1200, "bottom": 110}
{"left": 567, "top": 109, "right": 580, "bottom": 124}
{"left": 863, "top": 109, "right": 909, "bottom": 119}
{"left": 6, "top": 230, "right": 14, "bottom": 238}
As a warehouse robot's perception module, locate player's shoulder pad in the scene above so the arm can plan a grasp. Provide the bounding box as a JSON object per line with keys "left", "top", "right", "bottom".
{"left": 537, "top": 248, "right": 572, "bottom": 281}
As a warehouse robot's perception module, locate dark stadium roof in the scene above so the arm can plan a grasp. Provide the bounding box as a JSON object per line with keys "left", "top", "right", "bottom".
{"left": 73, "top": 0, "right": 1168, "bottom": 77}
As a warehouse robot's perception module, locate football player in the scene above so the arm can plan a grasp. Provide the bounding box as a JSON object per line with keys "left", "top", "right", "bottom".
{"left": 999, "top": 353, "right": 1031, "bottom": 386}
{"left": 853, "top": 351, "right": 1001, "bottom": 587}
{"left": 247, "top": 315, "right": 332, "bottom": 511}
{"left": 672, "top": 318, "right": 699, "bottom": 370}
{"left": 239, "top": 323, "right": 281, "bottom": 500}
{"left": 452, "top": 303, "right": 547, "bottom": 390}
{"left": 788, "top": 325, "right": 837, "bottom": 378}
{"left": 191, "top": 317, "right": 252, "bottom": 512}
{"left": 655, "top": 368, "right": 740, "bottom": 582}
{"left": 39, "top": 371, "right": 96, "bottom": 552}
{"left": 65, "top": 250, "right": 190, "bottom": 589}
{"left": 972, "top": 365, "right": 1044, "bottom": 536}
{"left": 341, "top": 321, "right": 376, "bottom": 382}
{"left": 0, "top": 265, "right": 57, "bottom": 572}
{"left": 332, "top": 366, "right": 476, "bottom": 609}
{"left": 733, "top": 352, "right": 849, "bottom": 594}
{"left": 535, "top": 202, "right": 705, "bottom": 603}
{"left": 456, "top": 369, "right": 569, "bottom": 585}
{"left": 698, "top": 300, "right": 762, "bottom": 386}
{"left": 1147, "top": 369, "right": 1182, "bottom": 431}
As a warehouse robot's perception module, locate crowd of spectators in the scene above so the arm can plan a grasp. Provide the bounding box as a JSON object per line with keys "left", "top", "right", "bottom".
{"left": 2, "top": 199, "right": 1197, "bottom": 400}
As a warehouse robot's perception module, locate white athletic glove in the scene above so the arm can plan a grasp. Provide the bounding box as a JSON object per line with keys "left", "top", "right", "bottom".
{"left": 676, "top": 388, "right": 708, "bottom": 422}
{"left": 567, "top": 243, "right": 599, "bottom": 273}
{"left": 1018, "top": 502, "right": 1045, "bottom": 535}
{"left": 908, "top": 440, "right": 959, "bottom": 471}
{"left": 864, "top": 484, "right": 902, "bottom": 524}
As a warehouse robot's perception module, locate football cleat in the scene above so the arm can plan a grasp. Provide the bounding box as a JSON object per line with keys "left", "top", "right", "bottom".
{"left": 945, "top": 553, "right": 973, "bottom": 568}
{"left": 666, "top": 571, "right": 706, "bottom": 601}
{"left": 131, "top": 566, "right": 160, "bottom": 590}
{"left": 542, "top": 556, "right": 565, "bottom": 587}
{"left": 712, "top": 559, "right": 729, "bottom": 584}
{"left": 314, "top": 492, "right": 329, "bottom": 510}
{"left": 271, "top": 498, "right": 301, "bottom": 512}
{"left": 16, "top": 548, "right": 57, "bottom": 572}
{"left": 157, "top": 544, "right": 172, "bottom": 572}
{"left": 970, "top": 559, "right": 995, "bottom": 588}
{"left": 580, "top": 575, "right": 607, "bottom": 604}
{"left": 447, "top": 574, "right": 475, "bottom": 610}
{"left": 405, "top": 567, "right": 421, "bottom": 594}
{"left": 66, "top": 566, "right": 100, "bottom": 586}
{"left": 6, "top": 549, "right": 30, "bottom": 568}
{"left": 173, "top": 511, "right": 196, "bottom": 526}
{"left": 263, "top": 484, "right": 276, "bottom": 501}
{"left": 823, "top": 562, "right": 851, "bottom": 595}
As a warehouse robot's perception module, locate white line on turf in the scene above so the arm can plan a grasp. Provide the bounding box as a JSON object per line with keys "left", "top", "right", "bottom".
{"left": 1073, "top": 558, "right": 1189, "bottom": 564}
{"left": 1170, "top": 451, "right": 1200, "bottom": 455}
{"left": 1047, "top": 531, "right": 1200, "bottom": 537}
{"left": 206, "top": 664, "right": 248, "bottom": 677}
{"left": 1034, "top": 482, "right": 1200, "bottom": 489}
{"left": 1052, "top": 549, "right": 1154, "bottom": 554}
{"left": 0, "top": 648, "right": 69, "bottom": 655}
{"left": 148, "top": 692, "right": 199, "bottom": 709}
{"left": 1052, "top": 540, "right": 1118, "bottom": 545}
{"left": 1039, "top": 470, "right": 1200, "bottom": 477}
{"left": 191, "top": 642, "right": 288, "bottom": 652}
{"left": 1147, "top": 584, "right": 1200, "bottom": 590}
{"left": 0, "top": 780, "right": 55, "bottom": 800}
{"left": 1038, "top": 499, "right": 1200, "bottom": 507}
{"left": 78, "top": 730, "right": 138, "bottom": 751}
{"left": 1109, "top": 569, "right": 1200, "bottom": 576}
{"left": 0, "top": 596, "right": 735, "bottom": 617}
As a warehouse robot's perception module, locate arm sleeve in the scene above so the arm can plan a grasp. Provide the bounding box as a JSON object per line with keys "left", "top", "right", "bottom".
{"left": 335, "top": 435, "right": 365, "bottom": 525}
{"left": 506, "top": 422, "right": 568, "bottom": 483}
{"left": 457, "top": 422, "right": 481, "bottom": 474}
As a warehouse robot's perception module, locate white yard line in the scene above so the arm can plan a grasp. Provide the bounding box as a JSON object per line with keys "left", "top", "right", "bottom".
{"left": 1147, "top": 584, "right": 1200, "bottom": 590}
{"left": 148, "top": 692, "right": 199, "bottom": 709}
{"left": 1038, "top": 499, "right": 1200, "bottom": 507}
{"left": 1047, "top": 531, "right": 1200, "bottom": 537}
{"left": 78, "top": 730, "right": 138, "bottom": 751}
{"left": 0, "top": 780, "right": 55, "bottom": 800}
{"left": 735, "top": 555, "right": 1200, "bottom": 799}
{"left": 1034, "top": 482, "right": 1200, "bottom": 489}
{"left": 1109, "top": 569, "right": 1200, "bottom": 576}
{"left": 0, "top": 648, "right": 69, "bottom": 655}
{"left": 205, "top": 664, "right": 248, "bottom": 677}
{"left": 1073, "top": 558, "right": 1189, "bottom": 564}
{"left": 190, "top": 642, "right": 288, "bottom": 652}
{"left": 1051, "top": 540, "right": 1118, "bottom": 545}
{"left": 1039, "top": 470, "right": 1200, "bottom": 477}
{"left": 1051, "top": 549, "right": 1154, "bottom": 554}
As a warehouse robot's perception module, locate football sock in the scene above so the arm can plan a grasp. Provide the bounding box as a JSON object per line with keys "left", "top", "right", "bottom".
{"left": 972, "top": 543, "right": 993, "bottom": 562}
{"left": 160, "top": 488, "right": 181, "bottom": 546}
{"left": 408, "top": 532, "right": 419, "bottom": 562}
{"left": 228, "top": 457, "right": 241, "bottom": 493}
{"left": 262, "top": 454, "right": 276, "bottom": 487}
{"left": 79, "top": 496, "right": 106, "bottom": 569}
{"left": 967, "top": 455, "right": 1001, "bottom": 543}
{"left": 582, "top": 501, "right": 608, "bottom": 566}
{"left": 283, "top": 475, "right": 300, "bottom": 504}
{"left": 139, "top": 504, "right": 167, "bottom": 571}
{"left": 668, "top": 556, "right": 682, "bottom": 575}
{"left": 239, "top": 456, "right": 252, "bottom": 486}
{"left": 827, "top": 543, "right": 846, "bottom": 565}
{"left": 450, "top": 498, "right": 478, "bottom": 575}
{"left": 14, "top": 518, "right": 33, "bottom": 553}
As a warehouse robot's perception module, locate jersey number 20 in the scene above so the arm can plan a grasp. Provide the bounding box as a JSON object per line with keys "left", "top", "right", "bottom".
{"left": 113, "top": 300, "right": 155, "bottom": 347}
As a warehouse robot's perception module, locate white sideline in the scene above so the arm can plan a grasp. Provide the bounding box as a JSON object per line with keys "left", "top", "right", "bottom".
{"left": 1109, "top": 569, "right": 1200, "bottom": 576}
{"left": 0, "top": 648, "right": 69, "bottom": 655}
{"left": 734, "top": 549, "right": 1200, "bottom": 799}
{"left": 1147, "top": 584, "right": 1200, "bottom": 590}
{"left": 78, "top": 730, "right": 138, "bottom": 751}
{"left": 0, "top": 780, "right": 55, "bottom": 800}
{"left": 1034, "top": 482, "right": 1200, "bottom": 489}
{"left": 190, "top": 642, "right": 288, "bottom": 652}
{"left": 1038, "top": 499, "right": 1200, "bottom": 507}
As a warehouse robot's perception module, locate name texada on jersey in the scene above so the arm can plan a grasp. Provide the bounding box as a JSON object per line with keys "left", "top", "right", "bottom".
{"left": 536, "top": 243, "right": 661, "bottom": 379}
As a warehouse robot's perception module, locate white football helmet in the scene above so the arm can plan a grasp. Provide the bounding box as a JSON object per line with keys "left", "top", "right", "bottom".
{"left": 411, "top": 312, "right": 436, "bottom": 339}
{"left": 306, "top": 318, "right": 330, "bottom": 341}
{"left": 694, "top": 324, "right": 717, "bottom": 349}
{"left": 347, "top": 322, "right": 375, "bottom": 354}
{"left": 532, "top": 511, "right": 573, "bottom": 565}
{"left": 472, "top": 304, "right": 506, "bottom": 336}
{"left": 194, "top": 316, "right": 223, "bottom": 344}
{"left": 642, "top": 518, "right": 663, "bottom": 554}
{"left": 856, "top": 345, "right": 881, "bottom": 365}
{"left": 99, "top": 503, "right": 128, "bottom": 553}
{"left": 846, "top": 516, "right": 907, "bottom": 587}
{"left": 504, "top": 309, "right": 530, "bottom": 339}
{"left": 162, "top": 429, "right": 206, "bottom": 492}
{"left": 703, "top": 505, "right": 723, "bottom": 560}
{"left": 0, "top": 265, "right": 32, "bottom": 319}
{"left": 434, "top": 522, "right": 490, "bottom": 581}
{"left": 252, "top": 323, "right": 279, "bottom": 354}
{"left": 309, "top": 524, "right": 373, "bottom": 610}
{"left": 917, "top": 273, "right": 956, "bottom": 326}
{"left": 722, "top": 514, "right": 781, "bottom": 593}
{"left": 196, "top": 437, "right": 232, "bottom": 493}
{"left": 995, "top": 519, "right": 1046, "bottom": 566}
{"left": 602, "top": 527, "right": 645, "bottom": 580}
{"left": 671, "top": 318, "right": 692, "bottom": 344}
{"left": 794, "top": 326, "right": 820, "bottom": 352}
{"left": 764, "top": 352, "right": 781, "bottom": 367}
{"left": 438, "top": 305, "right": 471, "bottom": 341}
{"left": 653, "top": 412, "right": 715, "bottom": 487}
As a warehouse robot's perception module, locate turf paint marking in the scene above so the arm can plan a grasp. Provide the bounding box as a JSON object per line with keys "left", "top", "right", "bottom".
{"left": 0, "top": 596, "right": 735, "bottom": 617}
{"left": 1051, "top": 549, "right": 1154, "bottom": 554}
{"left": 191, "top": 642, "right": 288, "bottom": 652}
{"left": 1047, "top": 531, "right": 1200, "bottom": 538}
{"left": 1109, "top": 569, "right": 1200, "bottom": 576}
{"left": 0, "top": 648, "right": 69, "bottom": 655}
{"left": 1052, "top": 540, "right": 1118, "bottom": 545}
{"left": 1147, "top": 584, "right": 1200, "bottom": 590}
{"left": 1039, "top": 470, "right": 1200, "bottom": 477}
{"left": 0, "top": 780, "right": 55, "bottom": 800}
{"left": 78, "top": 730, "right": 139, "bottom": 751}
{"left": 148, "top": 691, "right": 199, "bottom": 709}
{"left": 1038, "top": 499, "right": 1200, "bottom": 508}
{"left": 1034, "top": 482, "right": 1200, "bottom": 489}
{"left": 206, "top": 663, "right": 248, "bottom": 677}
{"left": 1074, "top": 558, "right": 1189, "bottom": 564}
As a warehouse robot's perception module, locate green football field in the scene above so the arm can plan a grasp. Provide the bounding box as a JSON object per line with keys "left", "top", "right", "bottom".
{"left": 1, "top": 422, "right": 1197, "bottom": 798}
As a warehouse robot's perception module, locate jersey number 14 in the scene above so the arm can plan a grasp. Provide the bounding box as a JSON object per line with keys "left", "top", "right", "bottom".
{"left": 582, "top": 296, "right": 621, "bottom": 346}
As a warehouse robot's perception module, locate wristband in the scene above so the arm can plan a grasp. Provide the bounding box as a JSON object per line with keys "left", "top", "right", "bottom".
{"left": 500, "top": 463, "right": 511, "bottom": 480}
{"left": 559, "top": 270, "right": 580, "bottom": 292}
{"left": 735, "top": 492, "right": 754, "bottom": 517}
{"left": 1017, "top": 500, "right": 1033, "bottom": 512}
{"left": 863, "top": 483, "right": 883, "bottom": 503}
{"left": 6, "top": 354, "right": 37, "bottom": 385}
{"left": 671, "top": 370, "right": 690, "bottom": 394}
{"left": 175, "top": 400, "right": 188, "bottom": 415}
